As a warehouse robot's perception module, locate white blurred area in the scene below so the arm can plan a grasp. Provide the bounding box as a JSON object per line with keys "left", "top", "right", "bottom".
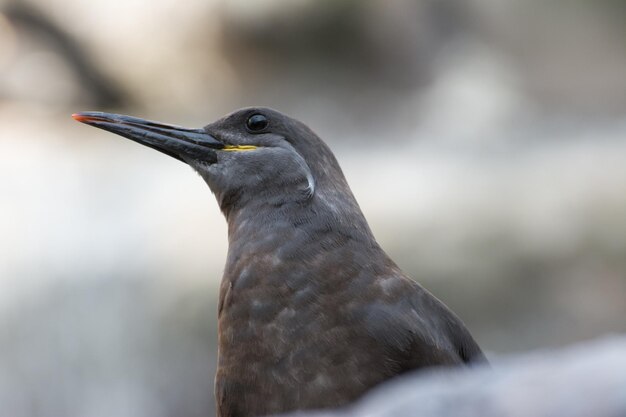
{"left": 1, "top": 0, "right": 625, "bottom": 416}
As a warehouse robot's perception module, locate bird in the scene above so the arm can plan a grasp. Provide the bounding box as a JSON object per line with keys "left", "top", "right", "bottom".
{"left": 72, "top": 107, "right": 487, "bottom": 417}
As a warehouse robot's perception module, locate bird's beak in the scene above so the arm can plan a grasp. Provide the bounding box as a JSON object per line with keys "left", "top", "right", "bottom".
{"left": 72, "top": 112, "right": 224, "bottom": 163}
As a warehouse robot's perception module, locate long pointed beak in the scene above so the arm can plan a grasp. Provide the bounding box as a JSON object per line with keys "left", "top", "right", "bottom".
{"left": 72, "top": 112, "right": 224, "bottom": 163}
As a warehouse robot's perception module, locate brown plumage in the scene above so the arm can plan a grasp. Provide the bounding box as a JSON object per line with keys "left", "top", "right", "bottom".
{"left": 73, "top": 107, "right": 487, "bottom": 417}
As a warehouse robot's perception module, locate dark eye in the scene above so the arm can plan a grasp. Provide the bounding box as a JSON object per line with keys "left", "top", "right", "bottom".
{"left": 246, "top": 114, "right": 268, "bottom": 132}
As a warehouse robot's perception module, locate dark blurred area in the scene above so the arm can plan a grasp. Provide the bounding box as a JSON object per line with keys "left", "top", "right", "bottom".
{"left": 1, "top": 1, "right": 625, "bottom": 416}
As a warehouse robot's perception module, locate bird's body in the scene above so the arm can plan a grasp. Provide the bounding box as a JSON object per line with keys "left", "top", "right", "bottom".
{"left": 73, "top": 107, "right": 486, "bottom": 417}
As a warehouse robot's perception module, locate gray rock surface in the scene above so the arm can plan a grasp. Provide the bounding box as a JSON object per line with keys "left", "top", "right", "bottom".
{"left": 281, "top": 336, "right": 626, "bottom": 417}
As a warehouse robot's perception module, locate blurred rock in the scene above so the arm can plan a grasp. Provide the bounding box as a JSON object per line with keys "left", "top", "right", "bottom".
{"left": 280, "top": 336, "right": 626, "bottom": 417}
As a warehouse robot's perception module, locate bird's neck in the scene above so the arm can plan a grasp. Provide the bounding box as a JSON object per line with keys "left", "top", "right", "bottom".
{"left": 223, "top": 187, "right": 378, "bottom": 267}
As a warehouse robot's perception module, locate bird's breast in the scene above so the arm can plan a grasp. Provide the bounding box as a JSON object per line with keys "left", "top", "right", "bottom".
{"left": 215, "top": 253, "right": 398, "bottom": 415}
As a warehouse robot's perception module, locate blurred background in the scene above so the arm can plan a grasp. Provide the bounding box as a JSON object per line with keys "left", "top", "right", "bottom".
{"left": 1, "top": 0, "right": 625, "bottom": 416}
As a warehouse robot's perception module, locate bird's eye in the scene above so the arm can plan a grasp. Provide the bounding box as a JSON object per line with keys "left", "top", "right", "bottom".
{"left": 246, "top": 114, "right": 268, "bottom": 132}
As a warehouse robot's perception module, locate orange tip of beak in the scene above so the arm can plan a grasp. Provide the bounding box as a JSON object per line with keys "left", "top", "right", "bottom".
{"left": 72, "top": 113, "right": 88, "bottom": 122}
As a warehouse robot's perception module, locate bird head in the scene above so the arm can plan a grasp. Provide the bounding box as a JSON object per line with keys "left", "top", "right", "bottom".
{"left": 73, "top": 108, "right": 349, "bottom": 216}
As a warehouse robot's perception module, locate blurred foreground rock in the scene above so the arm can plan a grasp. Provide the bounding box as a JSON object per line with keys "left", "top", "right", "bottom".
{"left": 281, "top": 336, "right": 626, "bottom": 417}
